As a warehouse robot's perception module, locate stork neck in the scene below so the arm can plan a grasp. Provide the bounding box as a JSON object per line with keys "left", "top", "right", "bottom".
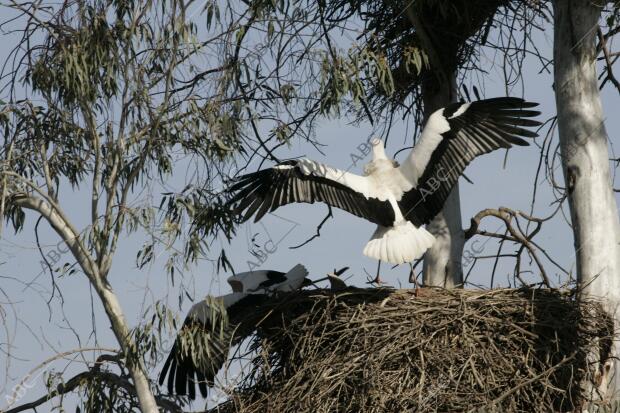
{"left": 372, "top": 144, "right": 388, "bottom": 160}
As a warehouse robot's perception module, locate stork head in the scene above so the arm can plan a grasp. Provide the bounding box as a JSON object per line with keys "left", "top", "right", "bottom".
{"left": 370, "top": 137, "right": 387, "bottom": 160}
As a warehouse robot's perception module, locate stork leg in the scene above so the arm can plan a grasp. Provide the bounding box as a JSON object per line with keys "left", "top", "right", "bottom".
{"left": 409, "top": 261, "right": 424, "bottom": 297}
{"left": 367, "top": 261, "right": 385, "bottom": 285}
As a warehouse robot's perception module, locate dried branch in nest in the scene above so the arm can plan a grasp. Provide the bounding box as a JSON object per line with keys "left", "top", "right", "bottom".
{"left": 210, "top": 288, "right": 612, "bottom": 413}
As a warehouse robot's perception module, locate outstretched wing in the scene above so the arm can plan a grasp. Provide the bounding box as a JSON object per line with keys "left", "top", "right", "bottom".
{"left": 158, "top": 297, "right": 233, "bottom": 399}
{"left": 158, "top": 287, "right": 299, "bottom": 399}
{"left": 398, "top": 97, "right": 541, "bottom": 226}
{"left": 228, "top": 158, "right": 395, "bottom": 226}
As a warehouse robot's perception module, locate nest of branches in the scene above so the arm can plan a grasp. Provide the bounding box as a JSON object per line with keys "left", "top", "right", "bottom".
{"left": 209, "top": 287, "right": 614, "bottom": 413}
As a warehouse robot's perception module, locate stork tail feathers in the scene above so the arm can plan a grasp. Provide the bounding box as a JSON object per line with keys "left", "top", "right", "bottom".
{"left": 363, "top": 222, "right": 435, "bottom": 264}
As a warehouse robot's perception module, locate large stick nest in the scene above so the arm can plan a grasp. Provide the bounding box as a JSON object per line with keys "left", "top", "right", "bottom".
{"left": 211, "top": 288, "right": 613, "bottom": 413}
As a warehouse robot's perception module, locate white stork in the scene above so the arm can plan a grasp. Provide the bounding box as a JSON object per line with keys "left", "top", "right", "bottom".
{"left": 228, "top": 97, "right": 541, "bottom": 264}
{"left": 158, "top": 264, "right": 308, "bottom": 399}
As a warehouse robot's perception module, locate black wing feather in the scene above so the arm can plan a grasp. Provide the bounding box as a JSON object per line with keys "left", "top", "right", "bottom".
{"left": 228, "top": 160, "right": 395, "bottom": 227}
{"left": 158, "top": 305, "right": 233, "bottom": 399}
{"left": 158, "top": 294, "right": 277, "bottom": 399}
{"left": 400, "top": 97, "right": 541, "bottom": 226}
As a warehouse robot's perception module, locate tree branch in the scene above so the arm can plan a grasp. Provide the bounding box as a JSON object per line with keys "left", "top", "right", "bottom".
{"left": 10, "top": 191, "right": 98, "bottom": 277}
{"left": 4, "top": 369, "right": 181, "bottom": 413}
{"left": 597, "top": 27, "right": 620, "bottom": 93}
{"left": 289, "top": 205, "right": 333, "bottom": 249}
{"left": 465, "top": 207, "right": 552, "bottom": 287}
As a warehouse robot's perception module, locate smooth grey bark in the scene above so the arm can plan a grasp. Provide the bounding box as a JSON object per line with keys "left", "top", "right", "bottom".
{"left": 553, "top": 0, "right": 620, "bottom": 399}
{"left": 421, "top": 74, "right": 465, "bottom": 288}
{"left": 13, "top": 195, "right": 159, "bottom": 412}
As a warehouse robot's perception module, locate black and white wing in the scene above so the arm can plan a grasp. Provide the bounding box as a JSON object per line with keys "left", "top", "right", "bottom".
{"left": 227, "top": 270, "right": 286, "bottom": 293}
{"left": 159, "top": 293, "right": 269, "bottom": 399}
{"left": 159, "top": 265, "right": 308, "bottom": 399}
{"left": 398, "top": 97, "right": 541, "bottom": 226}
{"left": 158, "top": 296, "right": 234, "bottom": 399}
{"left": 159, "top": 294, "right": 273, "bottom": 399}
{"left": 227, "top": 264, "right": 309, "bottom": 293}
{"left": 227, "top": 159, "right": 395, "bottom": 226}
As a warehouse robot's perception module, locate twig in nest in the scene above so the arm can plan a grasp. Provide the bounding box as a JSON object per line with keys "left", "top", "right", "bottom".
{"left": 308, "top": 267, "right": 349, "bottom": 290}
{"left": 211, "top": 288, "right": 613, "bottom": 413}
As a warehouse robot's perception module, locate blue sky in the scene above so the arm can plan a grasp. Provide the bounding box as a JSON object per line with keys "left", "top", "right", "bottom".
{"left": 1, "top": 6, "right": 619, "bottom": 411}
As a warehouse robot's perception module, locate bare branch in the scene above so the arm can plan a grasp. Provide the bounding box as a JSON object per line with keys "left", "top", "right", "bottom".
{"left": 4, "top": 369, "right": 181, "bottom": 413}
{"left": 597, "top": 27, "right": 620, "bottom": 92}
{"left": 465, "top": 207, "right": 552, "bottom": 287}
{"left": 289, "top": 205, "right": 333, "bottom": 249}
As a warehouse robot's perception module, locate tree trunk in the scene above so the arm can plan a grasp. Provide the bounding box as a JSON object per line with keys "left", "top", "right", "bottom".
{"left": 14, "top": 196, "right": 160, "bottom": 412}
{"left": 553, "top": 0, "right": 620, "bottom": 400}
{"left": 99, "top": 284, "right": 159, "bottom": 413}
{"left": 421, "top": 74, "right": 465, "bottom": 288}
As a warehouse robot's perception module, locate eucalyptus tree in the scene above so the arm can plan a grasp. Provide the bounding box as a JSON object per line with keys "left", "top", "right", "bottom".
{"left": 552, "top": 0, "right": 620, "bottom": 397}
{"left": 0, "top": 0, "right": 252, "bottom": 411}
